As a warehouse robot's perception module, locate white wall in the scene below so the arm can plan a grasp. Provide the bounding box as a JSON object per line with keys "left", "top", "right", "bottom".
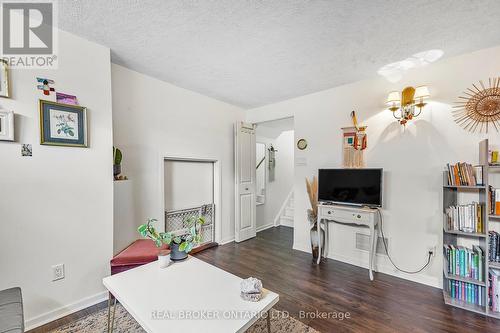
{"left": 112, "top": 64, "right": 244, "bottom": 244}
{"left": 0, "top": 30, "right": 113, "bottom": 328}
{"left": 256, "top": 142, "right": 266, "bottom": 199}
{"left": 255, "top": 129, "right": 295, "bottom": 229}
{"left": 246, "top": 46, "right": 500, "bottom": 287}
{"left": 164, "top": 160, "right": 213, "bottom": 211}
{"left": 114, "top": 180, "right": 136, "bottom": 255}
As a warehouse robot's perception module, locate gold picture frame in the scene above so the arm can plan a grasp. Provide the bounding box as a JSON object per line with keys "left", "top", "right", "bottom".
{"left": 39, "top": 100, "right": 88, "bottom": 147}
{"left": 0, "top": 59, "right": 10, "bottom": 98}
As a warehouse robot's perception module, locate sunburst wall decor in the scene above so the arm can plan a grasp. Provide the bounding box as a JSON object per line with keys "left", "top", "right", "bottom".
{"left": 453, "top": 77, "right": 500, "bottom": 133}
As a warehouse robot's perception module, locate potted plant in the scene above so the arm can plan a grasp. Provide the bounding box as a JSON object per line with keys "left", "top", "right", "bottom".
{"left": 113, "top": 146, "right": 122, "bottom": 177}
{"left": 137, "top": 216, "right": 205, "bottom": 262}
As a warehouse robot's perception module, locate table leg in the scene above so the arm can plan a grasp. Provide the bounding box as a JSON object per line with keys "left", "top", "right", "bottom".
{"left": 266, "top": 309, "right": 271, "bottom": 333}
{"left": 324, "top": 222, "right": 329, "bottom": 259}
{"left": 368, "top": 224, "right": 375, "bottom": 281}
{"left": 372, "top": 224, "right": 378, "bottom": 274}
{"left": 316, "top": 218, "right": 321, "bottom": 265}
{"left": 107, "top": 294, "right": 117, "bottom": 333}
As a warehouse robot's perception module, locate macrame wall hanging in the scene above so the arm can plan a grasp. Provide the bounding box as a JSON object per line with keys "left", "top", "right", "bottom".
{"left": 453, "top": 77, "right": 500, "bottom": 133}
{"left": 342, "top": 111, "right": 367, "bottom": 168}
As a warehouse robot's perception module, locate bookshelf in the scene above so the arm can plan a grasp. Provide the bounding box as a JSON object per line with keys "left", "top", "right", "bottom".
{"left": 442, "top": 139, "right": 500, "bottom": 318}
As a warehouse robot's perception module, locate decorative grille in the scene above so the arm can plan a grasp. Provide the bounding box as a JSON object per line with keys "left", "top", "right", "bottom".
{"left": 165, "top": 204, "right": 214, "bottom": 246}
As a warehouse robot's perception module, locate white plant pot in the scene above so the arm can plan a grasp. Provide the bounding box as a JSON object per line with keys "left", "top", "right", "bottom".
{"left": 158, "top": 251, "right": 171, "bottom": 268}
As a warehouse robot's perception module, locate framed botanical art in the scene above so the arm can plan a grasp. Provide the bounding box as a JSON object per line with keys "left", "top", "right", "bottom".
{"left": 0, "top": 59, "right": 10, "bottom": 98}
{"left": 39, "top": 100, "right": 88, "bottom": 147}
{"left": 0, "top": 110, "right": 14, "bottom": 141}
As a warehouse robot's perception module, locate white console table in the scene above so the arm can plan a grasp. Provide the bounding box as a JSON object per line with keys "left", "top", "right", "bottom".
{"left": 317, "top": 203, "right": 379, "bottom": 280}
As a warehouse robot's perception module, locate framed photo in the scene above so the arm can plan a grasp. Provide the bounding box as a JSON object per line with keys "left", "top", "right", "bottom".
{"left": 39, "top": 100, "right": 88, "bottom": 147}
{"left": 0, "top": 110, "right": 14, "bottom": 141}
{"left": 0, "top": 59, "right": 10, "bottom": 98}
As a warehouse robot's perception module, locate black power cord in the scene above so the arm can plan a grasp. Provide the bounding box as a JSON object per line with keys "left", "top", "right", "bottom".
{"left": 376, "top": 208, "right": 432, "bottom": 274}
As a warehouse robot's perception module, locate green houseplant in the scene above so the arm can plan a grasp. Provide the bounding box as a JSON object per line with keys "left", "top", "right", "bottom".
{"left": 113, "top": 146, "right": 122, "bottom": 177}
{"left": 138, "top": 217, "right": 205, "bottom": 261}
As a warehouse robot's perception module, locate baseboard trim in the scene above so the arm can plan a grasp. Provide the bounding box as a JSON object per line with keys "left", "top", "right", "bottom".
{"left": 292, "top": 242, "right": 440, "bottom": 288}
{"left": 25, "top": 291, "right": 108, "bottom": 331}
{"left": 219, "top": 237, "right": 235, "bottom": 245}
{"left": 279, "top": 217, "right": 294, "bottom": 228}
{"left": 256, "top": 223, "right": 274, "bottom": 232}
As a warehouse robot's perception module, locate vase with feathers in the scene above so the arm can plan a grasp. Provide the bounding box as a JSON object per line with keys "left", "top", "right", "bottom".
{"left": 306, "top": 176, "right": 324, "bottom": 263}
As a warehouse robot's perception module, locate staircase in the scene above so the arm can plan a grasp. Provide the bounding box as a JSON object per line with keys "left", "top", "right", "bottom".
{"left": 278, "top": 192, "right": 294, "bottom": 227}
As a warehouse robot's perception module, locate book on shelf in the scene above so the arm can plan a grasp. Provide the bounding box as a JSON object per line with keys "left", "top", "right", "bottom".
{"left": 489, "top": 186, "right": 500, "bottom": 215}
{"left": 446, "top": 162, "right": 483, "bottom": 186}
{"left": 489, "top": 231, "right": 500, "bottom": 263}
{"left": 445, "top": 203, "right": 484, "bottom": 233}
{"left": 489, "top": 269, "right": 500, "bottom": 313}
{"left": 489, "top": 146, "right": 499, "bottom": 165}
{"left": 444, "top": 244, "right": 484, "bottom": 282}
{"left": 448, "top": 280, "right": 485, "bottom": 307}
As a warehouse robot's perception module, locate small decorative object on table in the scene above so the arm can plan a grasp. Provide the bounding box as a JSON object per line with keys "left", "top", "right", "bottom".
{"left": 157, "top": 249, "right": 171, "bottom": 268}
{"left": 306, "top": 176, "right": 324, "bottom": 263}
{"left": 240, "top": 277, "right": 262, "bottom": 302}
{"left": 138, "top": 216, "right": 205, "bottom": 264}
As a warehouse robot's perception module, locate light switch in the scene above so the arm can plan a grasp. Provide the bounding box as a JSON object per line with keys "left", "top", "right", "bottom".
{"left": 295, "top": 157, "right": 307, "bottom": 166}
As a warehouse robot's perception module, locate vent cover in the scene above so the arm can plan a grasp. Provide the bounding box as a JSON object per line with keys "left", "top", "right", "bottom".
{"left": 355, "top": 233, "right": 388, "bottom": 255}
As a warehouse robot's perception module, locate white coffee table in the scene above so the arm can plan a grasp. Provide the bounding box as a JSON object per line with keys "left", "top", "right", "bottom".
{"left": 103, "top": 257, "right": 279, "bottom": 333}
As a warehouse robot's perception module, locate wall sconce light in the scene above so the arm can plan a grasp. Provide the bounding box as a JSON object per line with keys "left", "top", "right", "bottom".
{"left": 386, "top": 86, "right": 430, "bottom": 126}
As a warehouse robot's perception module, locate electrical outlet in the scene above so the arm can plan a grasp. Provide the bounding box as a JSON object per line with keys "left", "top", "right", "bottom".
{"left": 429, "top": 246, "right": 436, "bottom": 257}
{"left": 52, "top": 264, "right": 65, "bottom": 281}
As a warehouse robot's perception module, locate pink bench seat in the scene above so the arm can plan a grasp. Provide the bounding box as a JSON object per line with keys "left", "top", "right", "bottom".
{"left": 110, "top": 239, "right": 168, "bottom": 275}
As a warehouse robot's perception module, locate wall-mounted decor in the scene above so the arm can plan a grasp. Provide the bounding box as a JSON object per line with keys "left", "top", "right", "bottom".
{"left": 39, "top": 100, "right": 88, "bottom": 147}
{"left": 453, "top": 77, "right": 500, "bottom": 133}
{"left": 297, "top": 138, "right": 308, "bottom": 150}
{"left": 36, "top": 77, "right": 55, "bottom": 96}
{"left": 56, "top": 92, "right": 78, "bottom": 105}
{"left": 0, "top": 110, "right": 14, "bottom": 141}
{"left": 0, "top": 60, "right": 10, "bottom": 98}
{"left": 386, "top": 85, "right": 430, "bottom": 126}
{"left": 268, "top": 144, "right": 277, "bottom": 182}
{"left": 21, "top": 144, "right": 32, "bottom": 157}
{"left": 342, "top": 111, "right": 367, "bottom": 168}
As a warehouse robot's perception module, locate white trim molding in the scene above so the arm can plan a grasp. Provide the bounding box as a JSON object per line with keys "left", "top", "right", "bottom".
{"left": 159, "top": 153, "right": 222, "bottom": 243}
{"left": 25, "top": 291, "right": 108, "bottom": 331}
{"left": 292, "top": 242, "right": 440, "bottom": 288}
{"left": 256, "top": 223, "right": 275, "bottom": 233}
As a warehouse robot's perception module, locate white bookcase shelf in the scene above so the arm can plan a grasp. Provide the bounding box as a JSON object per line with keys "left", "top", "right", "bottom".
{"left": 442, "top": 139, "right": 500, "bottom": 318}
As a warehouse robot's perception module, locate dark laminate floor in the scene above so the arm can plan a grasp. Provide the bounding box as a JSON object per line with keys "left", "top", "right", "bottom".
{"left": 195, "top": 226, "right": 500, "bottom": 333}
{"left": 29, "top": 226, "right": 500, "bottom": 332}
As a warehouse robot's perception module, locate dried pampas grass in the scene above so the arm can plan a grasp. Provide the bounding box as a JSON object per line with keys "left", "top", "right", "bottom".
{"left": 305, "top": 176, "right": 318, "bottom": 219}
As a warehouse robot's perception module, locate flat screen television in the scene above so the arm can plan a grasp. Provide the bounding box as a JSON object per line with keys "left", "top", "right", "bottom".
{"left": 318, "top": 168, "right": 383, "bottom": 207}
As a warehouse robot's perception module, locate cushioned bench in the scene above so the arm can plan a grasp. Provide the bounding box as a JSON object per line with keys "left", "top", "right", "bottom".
{"left": 0, "top": 287, "right": 24, "bottom": 333}
{"left": 110, "top": 239, "right": 168, "bottom": 275}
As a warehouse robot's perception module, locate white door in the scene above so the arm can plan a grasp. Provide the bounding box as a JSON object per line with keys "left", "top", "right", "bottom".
{"left": 234, "top": 122, "right": 256, "bottom": 242}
